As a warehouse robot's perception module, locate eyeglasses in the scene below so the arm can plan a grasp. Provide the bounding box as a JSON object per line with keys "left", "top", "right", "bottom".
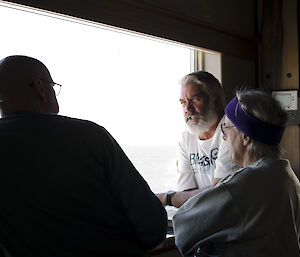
{"left": 221, "top": 123, "right": 234, "bottom": 137}
{"left": 41, "top": 79, "right": 62, "bottom": 96}
{"left": 179, "top": 96, "right": 203, "bottom": 107}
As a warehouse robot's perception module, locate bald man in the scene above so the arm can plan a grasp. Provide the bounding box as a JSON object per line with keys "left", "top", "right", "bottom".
{"left": 0, "top": 56, "right": 167, "bottom": 257}
{"left": 0, "top": 56, "right": 59, "bottom": 115}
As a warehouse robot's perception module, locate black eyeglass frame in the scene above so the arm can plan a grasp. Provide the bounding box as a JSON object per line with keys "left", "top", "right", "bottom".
{"left": 40, "top": 79, "right": 62, "bottom": 96}
{"left": 221, "top": 122, "right": 235, "bottom": 137}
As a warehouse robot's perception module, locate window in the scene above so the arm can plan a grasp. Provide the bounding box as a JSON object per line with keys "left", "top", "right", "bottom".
{"left": 0, "top": 2, "right": 220, "bottom": 192}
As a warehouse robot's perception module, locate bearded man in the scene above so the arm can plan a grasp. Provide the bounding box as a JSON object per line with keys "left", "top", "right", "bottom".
{"left": 157, "top": 71, "right": 238, "bottom": 208}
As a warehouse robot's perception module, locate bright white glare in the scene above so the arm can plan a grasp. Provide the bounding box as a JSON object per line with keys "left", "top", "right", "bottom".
{"left": 0, "top": 3, "right": 193, "bottom": 191}
{"left": 0, "top": 4, "right": 190, "bottom": 146}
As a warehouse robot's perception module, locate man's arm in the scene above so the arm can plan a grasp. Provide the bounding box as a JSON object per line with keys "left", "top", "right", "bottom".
{"left": 163, "top": 134, "right": 238, "bottom": 208}
{"left": 156, "top": 177, "right": 221, "bottom": 208}
{"left": 158, "top": 130, "right": 227, "bottom": 208}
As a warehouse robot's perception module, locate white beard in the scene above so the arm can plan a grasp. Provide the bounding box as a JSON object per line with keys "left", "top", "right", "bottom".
{"left": 185, "top": 108, "right": 218, "bottom": 136}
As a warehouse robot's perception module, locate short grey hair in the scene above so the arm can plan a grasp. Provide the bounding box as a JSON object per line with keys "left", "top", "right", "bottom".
{"left": 181, "top": 71, "right": 225, "bottom": 117}
{"left": 236, "top": 89, "right": 287, "bottom": 157}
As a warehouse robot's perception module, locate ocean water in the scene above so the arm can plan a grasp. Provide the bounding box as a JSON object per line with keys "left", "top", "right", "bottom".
{"left": 123, "top": 145, "right": 179, "bottom": 193}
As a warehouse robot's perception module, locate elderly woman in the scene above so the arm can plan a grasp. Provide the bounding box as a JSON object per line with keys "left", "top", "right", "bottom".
{"left": 173, "top": 89, "right": 300, "bottom": 257}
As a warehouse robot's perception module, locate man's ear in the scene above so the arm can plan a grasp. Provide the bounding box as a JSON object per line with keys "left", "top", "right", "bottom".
{"left": 242, "top": 134, "right": 251, "bottom": 147}
{"left": 214, "top": 97, "right": 221, "bottom": 114}
{"left": 31, "top": 79, "right": 48, "bottom": 103}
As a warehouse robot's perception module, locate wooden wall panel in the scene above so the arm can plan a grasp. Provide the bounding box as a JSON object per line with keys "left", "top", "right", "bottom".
{"left": 135, "top": 0, "right": 256, "bottom": 37}
{"left": 279, "top": 0, "right": 299, "bottom": 177}
{"left": 221, "top": 54, "right": 256, "bottom": 103}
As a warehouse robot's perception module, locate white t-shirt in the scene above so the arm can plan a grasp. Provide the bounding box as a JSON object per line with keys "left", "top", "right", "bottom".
{"left": 176, "top": 116, "right": 238, "bottom": 191}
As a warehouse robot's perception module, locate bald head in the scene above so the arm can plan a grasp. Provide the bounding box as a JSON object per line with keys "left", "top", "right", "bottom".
{"left": 0, "top": 56, "right": 50, "bottom": 99}
{"left": 0, "top": 55, "right": 59, "bottom": 116}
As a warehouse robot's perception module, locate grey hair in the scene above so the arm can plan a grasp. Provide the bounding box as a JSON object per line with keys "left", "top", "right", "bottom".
{"left": 181, "top": 71, "right": 225, "bottom": 117}
{"left": 236, "top": 89, "right": 287, "bottom": 158}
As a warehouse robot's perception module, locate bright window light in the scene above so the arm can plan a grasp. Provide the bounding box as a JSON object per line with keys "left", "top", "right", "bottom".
{"left": 0, "top": 2, "right": 194, "bottom": 192}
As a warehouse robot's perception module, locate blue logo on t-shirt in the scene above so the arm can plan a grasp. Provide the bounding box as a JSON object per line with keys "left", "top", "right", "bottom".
{"left": 189, "top": 148, "right": 218, "bottom": 174}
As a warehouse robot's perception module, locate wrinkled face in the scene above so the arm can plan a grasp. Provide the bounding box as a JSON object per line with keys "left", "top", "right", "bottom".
{"left": 222, "top": 117, "right": 244, "bottom": 167}
{"left": 179, "top": 82, "right": 217, "bottom": 135}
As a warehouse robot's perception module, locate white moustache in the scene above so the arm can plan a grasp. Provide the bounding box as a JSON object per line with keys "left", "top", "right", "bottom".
{"left": 185, "top": 113, "right": 205, "bottom": 123}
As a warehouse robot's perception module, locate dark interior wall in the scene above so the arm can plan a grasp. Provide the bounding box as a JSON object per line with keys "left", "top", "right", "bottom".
{"left": 222, "top": 54, "right": 256, "bottom": 102}
{"left": 147, "top": 0, "right": 256, "bottom": 37}
{"left": 5, "top": 0, "right": 257, "bottom": 61}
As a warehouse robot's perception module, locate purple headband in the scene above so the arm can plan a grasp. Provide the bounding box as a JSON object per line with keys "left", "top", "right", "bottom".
{"left": 225, "top": 97, "right": 285, "bottom": 145}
